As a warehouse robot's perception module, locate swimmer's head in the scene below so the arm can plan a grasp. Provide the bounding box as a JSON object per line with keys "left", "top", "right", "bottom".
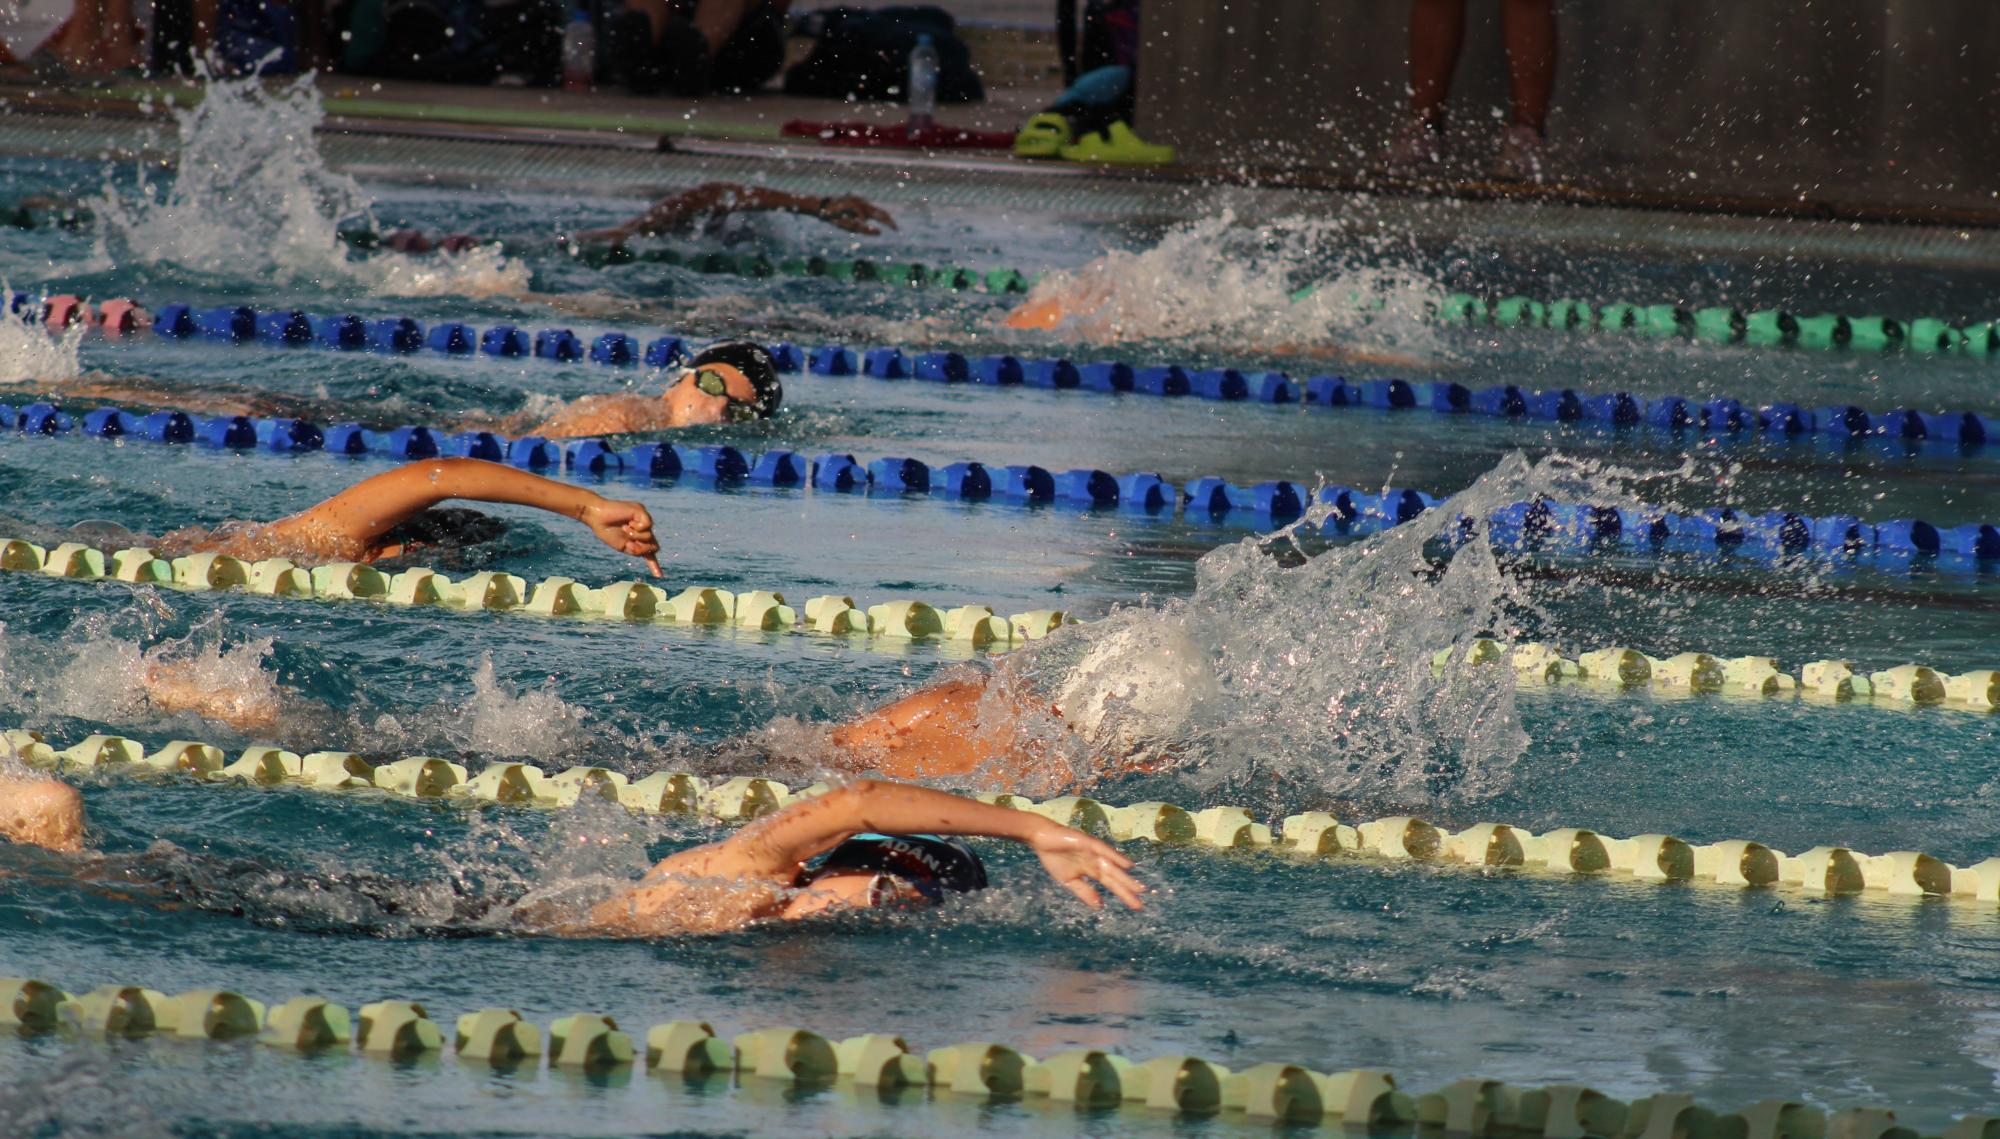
{"left": 1055, "top": 621, "right": 1219, "bottom": 756}
{"left": 373, "top": 507, "right": 507, "bottom": 563}
{"left": 67, "top": 519, "right": 145, "bottom": 547}
{"left": 806, "top": 833, "right": 988, "bottom": 908}
{"left": 669, "top": 342, "right": 782, "bottom": 424}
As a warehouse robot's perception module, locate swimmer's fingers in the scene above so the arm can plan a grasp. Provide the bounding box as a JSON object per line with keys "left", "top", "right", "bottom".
{"left": 855, "top": 199, "right": 897, "bottom": 230}
{"left": 1036, "top": 835, "right": 1145, "bottom": 912}
{"left": 819, "top": 196, "right": 897, "bottom": 235}
{"left": 1060, "top": 876, "right": 1104, "bottom": 911}
{"left": 623, "top": 533, "right": 662, "bottom": 575}
{"left": 1097, "top": 861, "right": 1147, "bottom": 911}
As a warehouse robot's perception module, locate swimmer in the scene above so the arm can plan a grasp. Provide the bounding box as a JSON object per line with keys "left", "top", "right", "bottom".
{"left": 570, "top": 181, "right": 897, "bottom": 245}
{"left": 508, "top": 340, "right": 784, "bottom": 439}
{"left": 145, "top": 458, "right": 662, "bottom": 574}
{"left": 0, "top": 770, "right": 83, "bottom": 852}
{"left": 13, "top": 342, "right": 782, "bottom": 444}
{"left": 1001, "top": 253, "right": 1428, "bottom": 368}
{"left": 822, "top": 616, "right": 1218, "bottom": 796}
{"left": 583, "top": 778, "right": 1143, "bottom": 935}
{"left": 367, "top": 183, "right": 896, "bottom": 254}
{"left": 0, "top": 775, "right": 1142, "bottom": 937}
{"left": 137, "top": 656, "right": 286, "bottom": 735}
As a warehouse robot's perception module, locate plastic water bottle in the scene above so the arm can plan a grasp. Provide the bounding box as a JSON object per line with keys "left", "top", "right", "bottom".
{"left": 907, "top": 33, "right": 939, "bottom": 132}
{"left": 562, "top": 6, "right": 595, "bottom": 92}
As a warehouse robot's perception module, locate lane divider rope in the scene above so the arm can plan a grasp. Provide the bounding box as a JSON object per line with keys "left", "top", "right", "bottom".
{"left": 0, "top": 536, "right": 1066, "bottom": 652}
{"left": 0, "top": 204, "right": 1038, "bottom": 293}
{"left": 4, "top": 535, "right": 2000, "bottom": 721}
{"left": 18, "top": 201, "right": 2000, "bottom": 370}
{"left": 1441, "top": 291, "right": 2000, "bottom": 357}
{"left": 8, "top": 710, "right": 2000, "bottom": 902}
{"left": 21, "top": 290, "right": 1999, "bottom": 456}
{"left": 7, "top": 388, "right": 1999, "bottom": 566}
{"left": 0, "top": 973, "right": 1978, "bottom": 1134}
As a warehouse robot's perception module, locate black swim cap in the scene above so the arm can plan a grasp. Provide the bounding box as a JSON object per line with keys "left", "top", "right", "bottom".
{"left": 378, "top": 507, "right": 507, "bottom": 563}
{"left": 813, "top": 834, "right": 988, "bottom": 905}
{"left": 690, "top": 341, "right": 782, "bottom": 419}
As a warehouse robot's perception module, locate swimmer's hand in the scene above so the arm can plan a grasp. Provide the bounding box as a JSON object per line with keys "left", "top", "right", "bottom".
{"left": 812, "top": 195, "right": 897, "bottom": 236}
{"left": 583, "top": 500, "right": 662, "bottom": 576}
{"left": 1030, "top": 826, "right": 1145, "bottom": 912}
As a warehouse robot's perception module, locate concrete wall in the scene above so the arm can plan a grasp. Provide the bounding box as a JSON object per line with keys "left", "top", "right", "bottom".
{"left": 1135, "top": 1, "right": 2000, "bottom": 208}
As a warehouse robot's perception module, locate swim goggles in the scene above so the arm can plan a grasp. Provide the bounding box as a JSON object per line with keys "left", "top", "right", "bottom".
{"left": 680, "top": 366, "right": 758, "bottom": 422}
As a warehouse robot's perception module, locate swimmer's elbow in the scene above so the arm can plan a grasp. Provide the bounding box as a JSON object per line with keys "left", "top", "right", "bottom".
{"left": 831, "top": 778, "right": 893, "bottom": 807}
{"left": 821, "top": 777, "right": 897, "bottom": 827}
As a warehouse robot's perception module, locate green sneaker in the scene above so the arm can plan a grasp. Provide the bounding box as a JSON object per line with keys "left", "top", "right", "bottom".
{"left": 1058, "top": 121, "right": 1175, "bottom": 166}
{"left": 1013, "top": 112, "right": 1072, "bottom": 159}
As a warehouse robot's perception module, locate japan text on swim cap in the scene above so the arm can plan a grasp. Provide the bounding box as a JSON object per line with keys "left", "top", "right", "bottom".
{"left": 815, "top": 833, "right": 988, "bottom": 904}
{"left": 690, "top": 341, "right": 782, "bottom": 419}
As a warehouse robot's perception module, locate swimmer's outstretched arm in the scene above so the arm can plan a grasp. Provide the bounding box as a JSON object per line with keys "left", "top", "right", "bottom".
{"left": 269, "top": 458, "right": 661, "bottom": 574}
{"left": 747, "top": 780, "right": 1141, "bottom": 909}
{"left": 573, "top": 182, "right": 897, "bottom": 243}
{"left": 593, "top": 780, "right": 1143, "bottom": 932}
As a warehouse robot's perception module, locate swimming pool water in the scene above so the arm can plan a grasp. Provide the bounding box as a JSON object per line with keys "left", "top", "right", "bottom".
{"left": 1, "top": 80, "right": 1999, "bottom": 1136}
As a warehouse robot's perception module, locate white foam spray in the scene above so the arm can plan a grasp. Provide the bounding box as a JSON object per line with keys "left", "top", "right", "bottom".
{"left": 360, "top": 656, "right": 598, "bottom": 762}
{"left": 89, "top": 68, "right": 529, "bottom": 297}
{"left": 1005, "top": 451, "right": 1664, "bottom": 809}
{"left": 0, "top": 298, "right": 84, "bottom": 383}
{"left": 1005, "top": 210, "right": 1446, "bottom": 359}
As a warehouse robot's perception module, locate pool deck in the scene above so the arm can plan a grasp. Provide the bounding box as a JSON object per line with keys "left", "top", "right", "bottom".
{"left": 8, "top": 65, "right": 2000, "bottom": 236}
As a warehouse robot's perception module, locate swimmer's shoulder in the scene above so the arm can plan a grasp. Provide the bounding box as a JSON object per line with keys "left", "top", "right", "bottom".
{"left": 539, "top": 392, "right": 668, "bottom": 438}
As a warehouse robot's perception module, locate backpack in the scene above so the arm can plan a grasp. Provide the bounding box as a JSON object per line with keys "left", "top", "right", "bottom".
{"left": 783, "top": 6, "right": 983, "bottom": 104}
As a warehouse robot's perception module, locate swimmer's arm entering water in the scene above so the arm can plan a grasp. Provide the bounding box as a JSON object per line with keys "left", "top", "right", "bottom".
{"left": 583, "top": 779, "right": 1142, "bottom": 935}
{"left": 259, "top": 459, "right": 661, "bottom": 573}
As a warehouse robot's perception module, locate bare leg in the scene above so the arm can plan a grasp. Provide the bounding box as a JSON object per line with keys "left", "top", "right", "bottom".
{"left": 0, "top": 775, "right": 85, "bottom": 852}
{"left": 690, "top": 0, "right": 761, "bottom": 54}
{"left": 622, "top": 0, "right": 671, "bottom": 43}
{"left": 97, "top": 0, "right": 145, "bottom": 71}
{"left": 1407, "top": 0, "right": 1467, "bottom": 125}
{"left": 50, "top": 2, "right": 106, "bottom": 71}
{"left": 192, "top": 0, "right": 217, "bottom": 55}
{"left": 1499, "top": 0, "right": 1556, "bottom": 132}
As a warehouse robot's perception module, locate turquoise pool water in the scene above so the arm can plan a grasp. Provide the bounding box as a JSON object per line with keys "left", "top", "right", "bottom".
{"left": 1, "top": 79, "right": 1998, "bottom": 1136}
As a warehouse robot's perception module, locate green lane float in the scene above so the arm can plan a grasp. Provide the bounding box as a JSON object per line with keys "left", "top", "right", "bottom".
{"left": 1440, "top": 291, "right": 2000, "bottom": 357}
{"left": 1, "top": 973, "right": 1990, "bottom": 1134}
{"left": 9, "top": 720, "right": 2000, "bottom": 906}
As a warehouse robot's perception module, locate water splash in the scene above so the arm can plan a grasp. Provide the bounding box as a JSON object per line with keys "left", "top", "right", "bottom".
{"left": 0, "top": 298, "right": 84, "bottom": 383}
{"left": 42, "top": 613, "right": 290, "bottom": 736}
{"left": 1010, "top": 451, "right": 1665, "bottom": 810}
{"left": 91, "top": 69, "right": 370, "bottom": 281}
{"left": 89, "top": 68, "right": 528, "bottom": 297}
{"left": 367, "top": 243, "right": 533, "bottom": 298}
{"left": 363, "top": 655, "right": 597, "bottom": 761}
{"left": 1003, "top": 210, "right": 1446, "bottom": 360}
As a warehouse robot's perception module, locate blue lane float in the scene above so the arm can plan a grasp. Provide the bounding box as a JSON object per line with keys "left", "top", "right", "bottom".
{"left": 62, "top": 293, "right": 2000, "bottom": 453}
{"left": 7, "top": 407, "right": 2000, "bottom": 571}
